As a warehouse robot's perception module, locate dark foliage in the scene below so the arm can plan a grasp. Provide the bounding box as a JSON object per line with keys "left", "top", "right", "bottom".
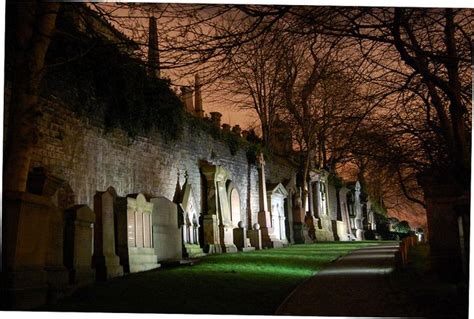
{"left": 42, "top": 5, "right": 184, "bottom": 140}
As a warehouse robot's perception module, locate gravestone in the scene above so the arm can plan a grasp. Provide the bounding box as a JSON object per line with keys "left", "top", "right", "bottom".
{"left": 248, "top": 223, "right": 262, "bottom": 250}
{"left": 284, "top": 175, "right": 297, "bottom": 244}
{"left": 151, "top": 196, "right": 183, "bottom": 261}
{"left": 115, "top": 193, "right": 160, "bottom": 273}
{"left": 336, "top": 186, "right": 352, "bottom": 241}
{"left": 256, "top": 153, "right": 282, "bottom": 248}
{"left": 353, "top": 181, "right": 365, "bottom": 240}
{"left": 64, "top": 205, "right": 96, "bottom": 286}
{"left": 92, "top": 187, "right": 124, "bottom": 280}
{"left": 202, "top": 164, "right": 238, "bottom": 253}
{"left": 180, "top": 180, "right": 206, "bottom": 257}
{"left": 228, "top": 182, "right": 255, "bottom": 251}
{"left": 267, "top": 183, "right": 289, "bottom": 247}
{"left": 1, "top": 192, "right": 53, "bottom": 309}
{"left": 310, "top": 170, "right": 335, "bottom": 241}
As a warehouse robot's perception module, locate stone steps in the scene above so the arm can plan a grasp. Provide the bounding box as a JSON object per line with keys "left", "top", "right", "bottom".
{"left": 128, "top": 247, "right": 160, "bottom": 272}
{"left": 184, "top": 244, "right": 206, "bottom": 258}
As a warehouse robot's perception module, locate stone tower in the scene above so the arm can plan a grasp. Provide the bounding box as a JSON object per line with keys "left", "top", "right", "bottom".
{"left": 147, "top": 16, "right": 160, "bottom": 79}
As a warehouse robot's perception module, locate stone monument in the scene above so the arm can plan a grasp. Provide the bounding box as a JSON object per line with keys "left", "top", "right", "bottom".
{"left": 180, "top": 176, "right": 206, "bottom": 257}
{"left": 267, "top": 183, "right": 289, "bottom": 247}
{"left": 309, "top": 170, "right": 335, "bottom": 241}
{"left": 257, "top": 153, "right": 283, "bottom": 248}
{"left": 92, "top": 187, "right": 124, "bottom": 280}
{"left": 151, "top": 196, "right": 183, "bottom": 261}
{"left": 64, "top": 205, "right": 96, "bottom": 286}
{"left": 201, "top": 163, "right": 238, "bottom": 253}
{"left": 115, "top": 193, "right": 160, "bottom": 273}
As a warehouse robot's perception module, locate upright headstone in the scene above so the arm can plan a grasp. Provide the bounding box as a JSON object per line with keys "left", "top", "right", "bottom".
{"left": 257, "top": 153, "right": 281, "bottom": 248}
{"left": 31, "top": 167, "right": 74, "bottom": 303}
{"left": 291, "top": 187, "right": 307, "bottom": 244}
{"left": 64, "top": 205, "right": 96, "bottom": 286}
{"left": 202, "top": 164, "right": 237, "bottom": 253}
{"left": 337, "top": 186, "right": 352, "bottom": 241}
{"left": 115, "top": 193, "right": 160, "bottom": 273}
{"left": 284, "top": 176, "right": 297, "bottom": 244}
{"left": 2, "top": 192, "right": 52, "bottom": 309}
{"left": 92, "top": 187, "right": 124, "bottom": 280}
{"left": 248, "top": 223, "right": 263, "bottom": 250}
{"left": 267, "top": 183, "right": 289, "bottom": 247}
{"left": 234, "top": 221, "right": 256, "bottom": 252}
{"left": 353, "top": 181, "right": 364, "bottom": 240}
{"left": 151, "top": 196, "right": 183, "bottom": 261}
{"left": 180, "top": 179, "right": 206, "bottom": 257}
{"left": 310, "top": 170, "right": 335, "bottom": 241}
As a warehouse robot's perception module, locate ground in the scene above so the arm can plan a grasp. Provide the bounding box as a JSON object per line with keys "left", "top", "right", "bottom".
{"left": 39, "top": 241, "right": 468, "bottom": 317}
{"left": 40, "top": 242, "right": 379, "bottom": 314}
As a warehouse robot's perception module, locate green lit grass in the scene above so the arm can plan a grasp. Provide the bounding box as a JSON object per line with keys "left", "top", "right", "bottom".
{"left": 44, "top": 241, "right": 385, "bottom": 314}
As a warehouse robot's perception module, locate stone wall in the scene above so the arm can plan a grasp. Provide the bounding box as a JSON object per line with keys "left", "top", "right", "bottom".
{"left": 30, "top": 97, "right": 297, "bottom": 228}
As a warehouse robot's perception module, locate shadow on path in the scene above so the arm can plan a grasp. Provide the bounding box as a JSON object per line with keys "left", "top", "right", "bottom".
{"left": 275, "top": 243, "right": 425, "bottom": 317}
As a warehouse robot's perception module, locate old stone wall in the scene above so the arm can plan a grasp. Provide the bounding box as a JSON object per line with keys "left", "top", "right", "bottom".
{"left": 30, "top": 97, "right": 297, "bottom": 227}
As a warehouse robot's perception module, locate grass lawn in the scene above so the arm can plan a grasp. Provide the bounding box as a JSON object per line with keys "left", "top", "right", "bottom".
{"left": 42, "top": 241, "right": 383, "bottom": 315}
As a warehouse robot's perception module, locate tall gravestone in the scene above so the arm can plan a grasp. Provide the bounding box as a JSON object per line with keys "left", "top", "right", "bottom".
{"left": 353, "top": 181, "right": 364, "bottom": 241}
{"left": 202, "top": 164, "right": 238, "bottom": 253}
{"left": 337, "top": 186, "right": 353, "bottom": 241}
{"left": 310, "top": 170, "right": 335, "bottom": 241}
{"left": 228, "top": 183, "right": 255, "bottom": 252}
{"left": 1, "top": 192, "right": 53, "bottom": 309}
{"left": 256, "top": 153, "right": 283, "bottom": 248}
{"left": 267, "top": 183, "right": 289, "bottom": 247}
{"left": 151, "top": 196, "right": 183, "bottom": 261}
{"left": 115, "top": 193, "right": 160, "bottom": 273}
{"left": 64, "top": 205, "right": 96, "bottom": 286}
{"left": 180, "top": 178, "right": 206, "bottom": 257}
{"left": 284, "top": 176, "right": 296, "bottom": 244}
{"left": 92, "top": 187, "right": 124, "bottom": 280}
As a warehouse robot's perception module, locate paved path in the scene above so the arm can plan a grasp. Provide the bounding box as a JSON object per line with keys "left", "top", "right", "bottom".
{"left": 275, "top": 243, "right": 421, "bottom": 317}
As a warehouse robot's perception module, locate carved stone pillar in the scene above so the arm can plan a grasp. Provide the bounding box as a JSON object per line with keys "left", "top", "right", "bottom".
{"left": 202, "top": 164, "right": 237, "bottom": 253}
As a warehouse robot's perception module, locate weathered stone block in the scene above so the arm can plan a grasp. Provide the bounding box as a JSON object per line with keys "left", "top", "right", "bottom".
{"left": 248, "top": 224, "right": 262, "bottom": 250}
{"left": 115, "top": 194, "right": 160, "bottom": 273}
{"left": 64, "top": 205, "right": 96, "bottom": 286}
{"left": 92, "top": 188, "right": 124, "bottom": 281}
{"left": 151, "top": 196, "right": 182, "bottom": 261}
{"left": 1, "top": 192, "right": 52, "bottom": 310}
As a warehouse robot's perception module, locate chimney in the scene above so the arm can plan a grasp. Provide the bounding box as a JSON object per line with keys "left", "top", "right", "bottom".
{"left": 194, "top": 74, "right": 204, "bottom": 118}
{"left": 232, "top": 125, "right": 242, "bottom": 136}
{"left": 147, "top": 16, "right": 160, "bottom": 79}
{"left": 180, "top": 87, "right": 194, "bottom": 113}
{"left": 210, "top": 112, "right": 222, "bottom": 129}
{"left": 222, "top": 123, "right": 231, "bottom": 132}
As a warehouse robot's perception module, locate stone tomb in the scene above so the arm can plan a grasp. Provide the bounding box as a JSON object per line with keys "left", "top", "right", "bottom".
{"left": 92, "top": 187, "right": 124, "bottom": 280}
{"left": 267, "top": 183, "right": 289, "bottom": 247}
{"left": 353, "top": 181, "right": 365, "bottom": 240}
{"left": 151, "top": 196, "right": 183, "bottom": 261}
{"left": 115, "top": 193, "right": 160, "bottom": 273}
{"left": 180, "top": 180, "right": 206, "bottom": 257}
{"left": 256, "top": 153, "right": 283, "bottom": 248}
{"left": 309, "top": 170, "right": 335, "bottom": 241}
{"left": 2, "top": 192, "right": 53, "bottom": 309}
{"left": 202, "top": 164, "right": 238, "bottom": 253}
{"left": 64, "top": 205, "right": 96, "bottom": 286}
{"left": 228, "top": 183, "right": 255, "bottom": 251}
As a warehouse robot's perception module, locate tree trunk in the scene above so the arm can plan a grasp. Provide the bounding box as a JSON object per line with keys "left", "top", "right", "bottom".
{"left": 4, "top": 1, "right": 60, "bottom": 192}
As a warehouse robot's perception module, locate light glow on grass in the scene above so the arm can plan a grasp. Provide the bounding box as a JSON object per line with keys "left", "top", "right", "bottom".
{"left": 44, "top": 241, "right": 388, "bottom": 315}
{"left": 318, "top": 266, "right": 395, "bottom": 275}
